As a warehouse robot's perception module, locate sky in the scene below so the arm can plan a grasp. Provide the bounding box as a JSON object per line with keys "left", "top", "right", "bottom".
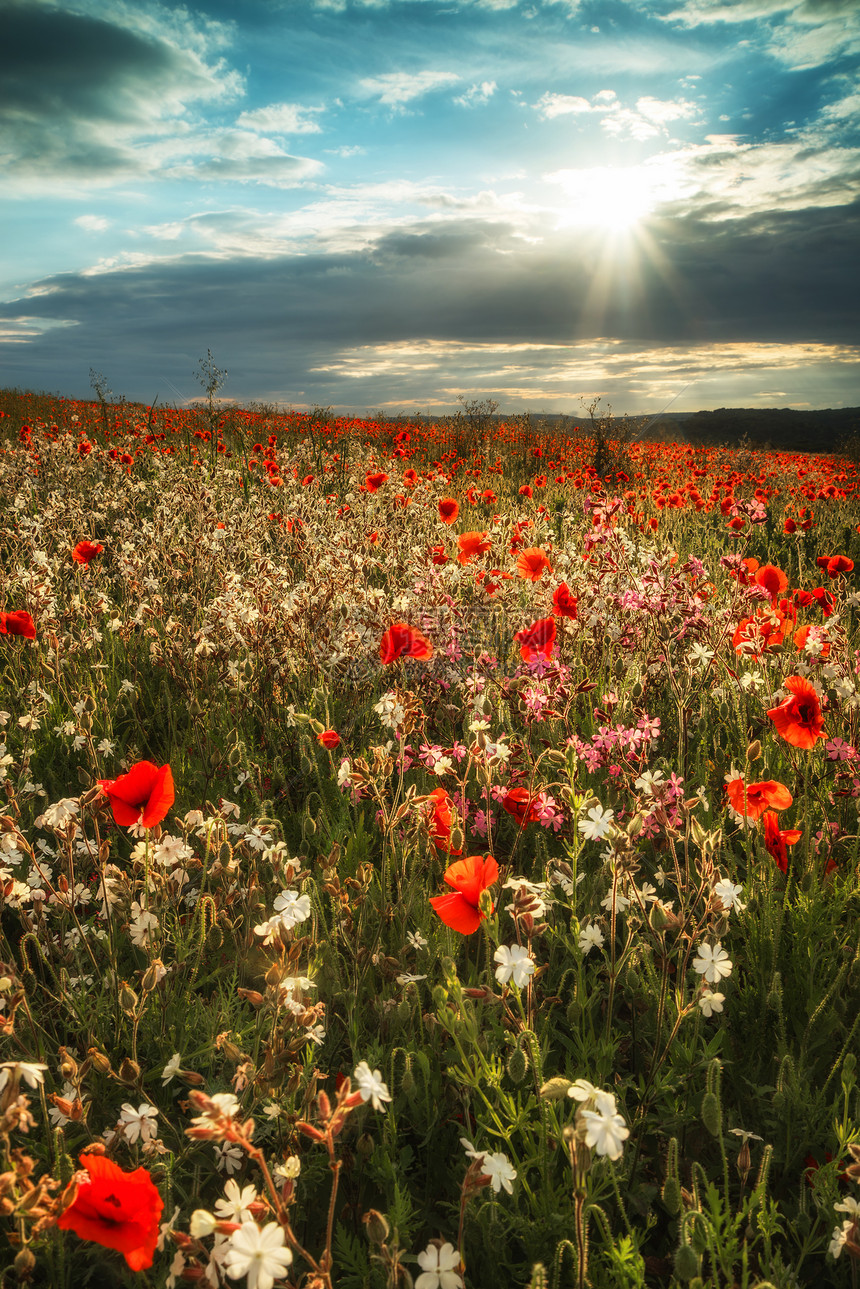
{"left": 1, "top": 0, "right": 859, "bottom": 416}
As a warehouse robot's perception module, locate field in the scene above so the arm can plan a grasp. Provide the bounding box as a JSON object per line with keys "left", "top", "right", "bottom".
{"left": 0, "top": 386, "right": 858, "bottom": 1289}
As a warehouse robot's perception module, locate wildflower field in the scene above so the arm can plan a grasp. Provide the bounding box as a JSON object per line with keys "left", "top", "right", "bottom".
{"left": 0, "top": 385, "right": 859, "bottom": 1289}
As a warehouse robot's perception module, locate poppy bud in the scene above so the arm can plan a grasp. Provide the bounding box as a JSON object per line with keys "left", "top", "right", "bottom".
{"left": 745, "top": 739, "right": 762, "bottom": 761}
{"left": 701, "top": 1090, "right": 721, "bottom": 1136}
{"left": 674, "top": 1243, "right": 699, "bottom": 1281}
{"left": 13, "top": 1247, "right": 35, "bottom": 1278}
{"left": 83, "top": 695, "right": 97, "bottom": 713}
{"left": 506, "top": 1046, "right": 528, "bottom": 1085}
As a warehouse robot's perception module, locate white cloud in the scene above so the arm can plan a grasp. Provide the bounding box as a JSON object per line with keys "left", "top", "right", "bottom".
{"left": 236, "top": 103, "right": 325, "bottom": 134}
{"left": 74, "top": 215, "right": 110, "bottom": 233}
{"left": 360, "top": 70, "right": 460, "bottom": 108}
{"left": 454, "top": 81, "right": 498, "bottom": 108}
{"left": 662, "top": 0, "right": 860, "bottom": 68}
{"left": 534, "top": 92, "right": 593, "bottom": 119}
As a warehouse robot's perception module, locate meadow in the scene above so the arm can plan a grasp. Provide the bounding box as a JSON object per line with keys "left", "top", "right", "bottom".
{"left": 0, "top": 384, "right": 858, "bottom": 1289}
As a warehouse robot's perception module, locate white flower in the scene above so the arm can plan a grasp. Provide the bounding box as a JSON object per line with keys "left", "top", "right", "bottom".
{"left": 698, "top": 990, "right": 725, "bottom": 1018}
{"left": 396, "top": 973, "right": 428, "bottom": 986}
{"left": 433, "top": 756, "right": 454, "bottom": 776}
{"left": 406, "top": 930, "right": 428, "bottom": 950}
{"left": 480, "top": 1151, "right": 517, "bottom": 1194}
{"left": 154, "top": 835, "right": 194, "bottom": 868}
{"left": 713, "top": 879, "right": 745, "bottom": 913}
{"left": 215, "top": 1141, "right": 244, "bottom": 1175}
{"left": 581, "top": 1099, "right": 630, "bottom": 1161}
{"left": 578, "top": 804, "right": 615, "bottom": 841}
{"left": 493, "top": 944, "right": 535, "bottom": 989}
{"left": 415, "top": 1242, "right": 463, "bottom": 1289}
{"left": 567, "top": 1079, "right": 601, "bottom": 1103}
{"left": 829, "top": 1219, "right": 853, "bottom": 1260}
{"left": 578, "top": 924, "right": 605, "bottom": 955}
{"left": 353, "top": 1061, "right": 392, "bottom": 1112}
{"left": 729, "top": 1127, "right": 763, "bottom": 1143}
{"left": 459, "top": 1137, "right": 486, "bottom": 1161}
{"left": 215, "top": 1179, "right": 258, "bottom": 1224}
{"left": 835, "top": 1197, "right": 860, "bottom": 1217}
{"left": 634, "top": 770, "right": 666, "bottom": 795}
{"left": 190, "top": 1210, "right": 217, "bottom": 1238}
{"left": 39, "top": 798, "right": 79, "bottom": 830}
{"left": 119, "top": 1102, "right": 159, "bottom": 1145}
{"left": 693, "top": 942, "right": 733, "bottom": 984}
{"left": 689, "top": 642, "right": 715, "bottom": 666}
{"left": 0, "top": 1062, "right": 48, "bottom": 1092}
{"left": 271, "top": 890, "right": 311, "bottom": 929}
{"left": 223, "top": 1221, "right": 293, "bottom": 1289}
{"left": 162, "top": 1053, "right": 182, "bottom": 1086}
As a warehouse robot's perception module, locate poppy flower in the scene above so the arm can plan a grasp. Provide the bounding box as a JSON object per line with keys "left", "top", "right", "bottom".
{"left": 783, "top": 517, "right": 797, "bottom": 534}
{"left": 365, "top": 472, "right": 388, "bottom": 492}
{"left": 732, "top": 607, "right": 789, "bottom": 657}
{"left": 58, "top": 1152, "right": 163, "bottom": 1271}
{"left": 518, "top": 484, "right": 533, "bottom": 498}
{"left": 501, "top": 787, "right": 541, "bottom": 826}
{"left": 825, "top": 555, "right": 854, "bottom": 579}
{"left": 379, "top": 622, "right": 434, "bottom": 664}
{"left": 725, "top": 778, "right": 792, "bottom": 822}
{"left": 457, "top": 531, "right": 491, "bottom": 565}
{"left": 794, "top": 625, "right": 830, "bottom": 659}
{"left": 754, "top": 564, "right": 788, "bottom": 603}
{"left": 516, "top": 547, "right": 552, "bottom": 582}
{"left": 767, "top": 676, "right": 826, "bottom": 749}
{"left": 0, "top": 610, "right": 36, "bottom": 639}
{"left": 98, "top": 761, "right": 175, "bottom": 829}
{"left": 427, "top": 787, "right": 462, "bottom": 855}
{"left": 72, "top": 540, "right": 104, "bottom": 566}
{"left": 438, "top": 498, "right": 459, "bottom": 525}
{"left": 318, "top": 729, "right": 340, "bottom": 750}
{"left": 728, "top": 516, "right": 746, "bottom": 532}
{"left": 552, "top": 582, "right": 578, "bottom": 620}
{"left": 762, "top": 810, "right": 803, "bottom": 874}
{"left": 429, "top": 543, "right": 448, "bottom": 566}
{"left": 810, "top": 587, "right": 836, "bottom": 615}
{"left": 430, "top": 854, "right": 499, "bottom": 934}
{"left": 515, "top": 617, "right": 556, "bottom": 663}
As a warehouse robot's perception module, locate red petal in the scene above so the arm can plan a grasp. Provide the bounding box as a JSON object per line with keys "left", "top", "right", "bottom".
{"left": 429, "top": 892, "right": 483, "bottom": 934}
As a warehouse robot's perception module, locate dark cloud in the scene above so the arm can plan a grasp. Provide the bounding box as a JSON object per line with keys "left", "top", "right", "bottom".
{"left": 1, "top": 201, "right": 858, "bottom": 407}
{"left": 0, "top": 0, "right": 241, "bottom": 182}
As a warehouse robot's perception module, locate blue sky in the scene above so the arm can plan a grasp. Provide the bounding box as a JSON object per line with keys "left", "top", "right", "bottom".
{"left": 1, "top": 0, "right": 858, "bottom": 414}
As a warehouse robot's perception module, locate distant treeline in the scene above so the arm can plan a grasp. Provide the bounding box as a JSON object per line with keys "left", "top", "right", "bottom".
{"left": 644, "top": 406, "right": 860, "bottom": 455}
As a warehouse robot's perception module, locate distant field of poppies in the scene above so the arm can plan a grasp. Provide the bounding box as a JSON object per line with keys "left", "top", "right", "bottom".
{"left": 0, "top": 385, "right": 859, "bottom": 1288}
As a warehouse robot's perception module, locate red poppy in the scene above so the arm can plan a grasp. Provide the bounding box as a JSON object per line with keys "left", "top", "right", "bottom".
{"left": 518, "top": 484, "right": 533, "bottom": 498}
{"left": 825, "top": 555, "right": 854, "bottom": 579}
{"left": 755, "top": 564, "right": 788, "bottom": 603}
{"left": 0, "top": 610, "right": 36, "bottom": 639}
{"left": 438, "top": 498, "right": 459, "bottom": 525}
{"left": 762, "top": 810, "right": 803, "bottom": 874}
{"left": 427, "top": 787, "right": 462, "bottom": 855}
{"left": 98, "top": 761, "right": 175, "bottom": 829}
{"left": 457, "top": 531, "right": 491, "bottom": 565}
{"left": 318, "top": 729, "right": 340, "bottom": 750}
{"left": 516, "top": 547, "right": 552, "bottom": 582}
{"left": 783, "top": 517, "right": 797, "bottom": 534}
{"left": 794, "top": 625, "right": 831, "bottom": 659}
{"left": 58, "top": 1152, "right": 163, "bottom": 1271}
{"left": 726, "top": 778, "right": 792, "bottom": 822}
{"left": 501, "top": 787, "right": 541, "bottom": 826}
{"left": 429, "top": 543, "right": 448, "bottom": 566}
{"left": 429, "top": 854, "right": 499, "bottom": 934}
{"left": 515, "top": 617, "right": 556, "bottom": 663}
{"left": 72, "top": 540, "right": 104, "bottom": 566}
{"left": 810, "top": 587, "right": 836, "bottom": 615}
{"left": 379, "top": 622, "right": 434, "bottom": 664}
{"left": 767, "top": 676, "right": 826, "bottom": 749}
{"left": 552, "top": 582, "right": 578, "bottom": 620}
{"left": 732, "top": 607, "right": 789, "bottom": 657}
{"left": 728, "top": 516, "right": 746, "bottom": 532}
{"left": 365, "top": 472, "right": 389, "bottom": 492}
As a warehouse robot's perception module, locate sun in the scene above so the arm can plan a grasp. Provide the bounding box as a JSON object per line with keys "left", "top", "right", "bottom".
{"left": 552, "top": 165, "right": 657, "bottom": 234}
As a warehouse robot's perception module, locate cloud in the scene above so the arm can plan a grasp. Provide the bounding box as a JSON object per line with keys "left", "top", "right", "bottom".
{"left": 533, "top": 89, "right": 701, "bottom": 138}
{"left": 235, "top": 102, "right": 325, "bottom": 134}
{"left": 359, "top": 70, "right": 461, "bottom": 108}
{"left": 74, "top": 215, "right": 110, "bottom": 233}
{"left": 2, "top": 200, "right": 857, "bottom": 412}
{"left": 454, "top": 81, "right": 498, "bottom": 108}
{"left": 662, "top": 0, "right": 860, "bottom": 68}
{"left": 0, "top": 0, "right": 327, "bottom": 192}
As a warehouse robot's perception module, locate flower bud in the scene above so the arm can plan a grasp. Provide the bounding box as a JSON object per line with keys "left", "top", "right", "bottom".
{"left": 745, "top": 739, "right": 762, "bottom": 761}
{"left": 118, "top": 1057, "right": 141, "bottom": 1085}
{"left": 87, "top": 1048, "right": 112, "bottom": 1076}
{"left": 362, "top": 1209, "right": 390, "bottom": 1245}
{"left": 14, "top": 1246, "right": 35, "bottom": 1278}
{"left": 674, "top": 1243, "right": 699, "bottom": 1281}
